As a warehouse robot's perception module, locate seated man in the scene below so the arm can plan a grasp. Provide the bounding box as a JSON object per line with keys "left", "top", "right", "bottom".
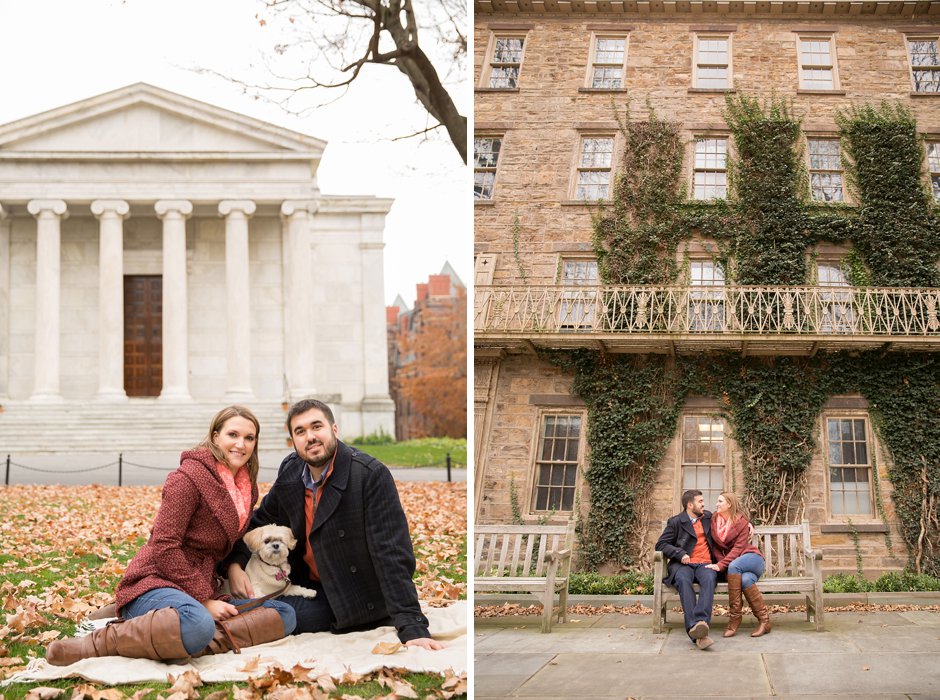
{"left": 655, "top": 489, "right": 718, "bottom": 650}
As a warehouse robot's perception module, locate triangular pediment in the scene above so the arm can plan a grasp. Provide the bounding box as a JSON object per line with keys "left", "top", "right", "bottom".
{"left": 0, "top": 83, "right": 325, "bottom": 155}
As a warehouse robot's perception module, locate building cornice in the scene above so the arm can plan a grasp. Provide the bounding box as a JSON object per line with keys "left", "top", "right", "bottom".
{"left": 476, "top": 0, "right": 940, "bottom": 19}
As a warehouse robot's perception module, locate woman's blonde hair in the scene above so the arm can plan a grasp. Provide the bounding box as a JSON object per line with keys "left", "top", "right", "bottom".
{"left": 199, "top": 405, "right": 261, "bottom": 485}
{"left": 718, "top": 491, "right": 744, "bottom": 522}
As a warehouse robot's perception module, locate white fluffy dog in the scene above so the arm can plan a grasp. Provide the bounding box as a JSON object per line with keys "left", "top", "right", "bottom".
{"left": 226, "top": 524, "right": 318, "bottom": 599}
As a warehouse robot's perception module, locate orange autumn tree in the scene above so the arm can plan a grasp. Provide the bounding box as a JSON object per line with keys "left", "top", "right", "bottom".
{"left": 393, "top": 289, "right": 467, "bottom": 439}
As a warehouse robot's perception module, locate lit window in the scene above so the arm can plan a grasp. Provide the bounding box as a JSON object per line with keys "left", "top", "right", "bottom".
{"left": 488, "top": 37, "right": 524, "bottom": 89}
{"left": 928, "top": 143, "right": 940, "bottom": 201}
{"left": 689, "top": 260, "right": 725, "bottom": 331}
{"left": 798, "top": 36, "right": 837, "bottom": 90}
{"left": 817, "top": 262, "right": 854, "bottom": 334}
{"left": 693, "top": 137, "right": 728, "bottom": 200}
{"left": 576, "top": 137, "right": 614, "bottom": 200}
{"left": 533, "top": 414, "right": 582, "bottom": 512}
{"left": 681, "top": 416, "right": 726, "bottom": 510}
{"left": 559, "top": 259, "right": 599, "bottom": 331}
{"left": 474, "top": 137, "right": 502, "bottom": 200}
{"left": 694, "top": 35, "right": 731, "bottom": 89}
{"left": 808, "top": 138, "right": 844, "bottom": 202}
{"left": 827, "top": 418, "right": 872, "bottom": 516}
{"left": 908, "top": 38, "right": 940, "bottom": 93}
{"left": 590, "top": 36, "right": 627, "bottom": 89}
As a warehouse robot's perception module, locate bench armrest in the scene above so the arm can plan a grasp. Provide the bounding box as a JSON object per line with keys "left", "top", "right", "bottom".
{"left": 805, "top": 547, "right": 823, "bottom": 561}
{"left": 544, "top": 548, "right": 572, "bottom": 563}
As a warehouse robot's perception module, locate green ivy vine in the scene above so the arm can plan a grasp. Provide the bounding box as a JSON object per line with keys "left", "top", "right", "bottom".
{"left": 566, "top": 95, "right": 940, "bottom": 574}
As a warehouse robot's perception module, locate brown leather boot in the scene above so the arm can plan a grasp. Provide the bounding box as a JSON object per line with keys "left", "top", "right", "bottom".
{"left": 195, "top": 607, "right": 285, "bottom": 656}
{"left": 46, "top": 608, "right": 187, "bottom": 666}
{"left": 743, "top": 584, "right": 772, "bottom": 637}
{"left": 724, "top": 573, "right": 743, "bottom": 637}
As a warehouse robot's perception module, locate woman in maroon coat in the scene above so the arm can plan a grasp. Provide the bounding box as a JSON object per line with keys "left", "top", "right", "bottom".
{"left": 705, "top": 491, "right": 772, "bottom": 637}
{"left": 46, "top": 406, "right": 296, "bottom": 665}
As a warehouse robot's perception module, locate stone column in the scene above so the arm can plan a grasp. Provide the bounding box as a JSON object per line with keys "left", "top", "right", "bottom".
{"left": 91, "top": 200, "right": 130, "bottom": 401}
{"left": 219, "top": 200, "right": 256, "bottom": 398}
{"left": 155, "top": 200, "right": 192, "bottom": 400}
{"left": 359, "top": 218, "right": 395, "bottom": 437}
{"left": 0, "top": 204, "right": 9, "bottom": 399}
{"left": 27, "top": 199, "right": 68, "bottom": 402}
{"left": 281, "top": 200, "right": 319, "bottom": 398}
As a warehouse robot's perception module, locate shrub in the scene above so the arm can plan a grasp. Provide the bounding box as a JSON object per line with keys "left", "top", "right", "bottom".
{"left": 569, "top": 571, "right": 654, "bottom": 595}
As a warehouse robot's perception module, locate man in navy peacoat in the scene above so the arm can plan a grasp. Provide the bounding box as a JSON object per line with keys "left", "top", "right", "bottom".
{"left": 225, "top": 398, "right": 443, "bottom": 650}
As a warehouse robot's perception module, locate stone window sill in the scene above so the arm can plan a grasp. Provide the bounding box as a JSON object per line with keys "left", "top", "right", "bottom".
{"left": 560, "top": 199, "right": 609, "bottom": 206}
{"left": 578, "top": 87, "right": 629, "bottom": 93}
{"left": 688, "top": 88, "right": 737, "bottom": 94}
{"left": 475, "top": 199, "right": 496, "bottom": 207}
{"left": 820, "top": 523, "right": 888, "bottom": 533}
{"left": 911, "top": 91, "right": 940, "bottom": 97}
{"left": 797, "top": 89, "right": 847, "bottom": 95}
{"left": 476, "top": 87, "right": 520, "bottom": 93}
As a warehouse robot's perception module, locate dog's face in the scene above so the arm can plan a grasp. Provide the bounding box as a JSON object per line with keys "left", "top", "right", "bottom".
{"left": 243, "top": 525, "right": 298, "bottom": 565}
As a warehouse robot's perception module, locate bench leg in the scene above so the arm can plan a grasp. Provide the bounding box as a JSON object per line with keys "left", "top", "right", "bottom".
{"left": 541, "top": 589, "right": 553, "bottom": 633}
{"left": 558, "top": 585, "right": 569, "bottom": 624}
{"left": 652, "top": 586, "right": 663, "bottom": 633}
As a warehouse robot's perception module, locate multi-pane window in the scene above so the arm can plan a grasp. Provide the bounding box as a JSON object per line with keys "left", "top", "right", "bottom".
{"left": 928, "top": 143, "right": 940, "bottom": 202}
{"left": 798, "top": 36, "right": 837, "bottom": 90}
{"left": 474, "top": 137, "right": 502, "bottom": 200}
{"left": 694, "top": 35, "right": 731, "bottom": 89}
{"left": 817, "top": 262, "right": 854, "bottom": 334}
{"left": 488, "top": 37, "right": 524, "bottom": 88}
{"left": 693, "top": 137, "right": 728, "bottom": 200}
{"left": 808, "top": 138, "right": 844, "bottom": 202}
{"left": 559, "top": 259, "right": 598, "bottom": 331}
{"left": 590, "top": 36, "right": 627, "bottom": 89}
{"left": 681, "top": 416, "right": 726, "bottom": 510}
{"left": 827, "top": 418, "right": 872, "bottom": 516}
{"left": 908, "top": 38, "right": 940, "bottom": 93}
{"left": 689, "top": 260, "right": 726, "bottom": 331}
{"left": 533, "top": 414, "right": 582, "bottom": 512}
{"left": 576, "top": 137, "right": 614, "bottom": 200}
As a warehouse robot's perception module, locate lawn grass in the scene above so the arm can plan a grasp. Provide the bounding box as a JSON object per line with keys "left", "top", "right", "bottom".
{"left": 349, "top": 437, "right": 467, "bottom": 468}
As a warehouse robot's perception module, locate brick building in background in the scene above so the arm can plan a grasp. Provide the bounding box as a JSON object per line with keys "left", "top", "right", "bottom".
{"left": 387, "top": 263, "right": 467, "bottom": 440}
{"left": 474, "top": 1, "right": 940, "bottom": 575}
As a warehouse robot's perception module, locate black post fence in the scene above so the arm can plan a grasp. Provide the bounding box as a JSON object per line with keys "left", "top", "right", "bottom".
{"left": 5, "top": 454, "right": 9, "bottom": 486}
{"left": 118, "top": 453, "right": 123, "bottom": 487}
{"left": 446, "top": 452, "right": 452, "bottom": 483}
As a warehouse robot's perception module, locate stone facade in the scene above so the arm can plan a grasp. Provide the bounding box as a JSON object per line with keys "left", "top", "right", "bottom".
{"left": 474, "top": 2, "right": 939, "bottom": 574}
{"left": 0, "top": 84, "right": 395, "bottom": 451}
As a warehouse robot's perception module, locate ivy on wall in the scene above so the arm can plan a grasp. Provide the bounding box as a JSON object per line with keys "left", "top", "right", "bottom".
{"left": 567, "top": 95, "right": 940, "bottom": 574}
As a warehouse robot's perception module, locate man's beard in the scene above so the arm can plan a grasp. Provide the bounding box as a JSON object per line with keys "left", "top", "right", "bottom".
{"left": 301, "top": 437, "right": 337, "bottom": 469}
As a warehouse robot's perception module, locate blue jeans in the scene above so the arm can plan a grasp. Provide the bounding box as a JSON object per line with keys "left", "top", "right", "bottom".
{"left": 122, "top": 588, "right": 297, "bottom": 655}
{"left": 728, "top": 552, "right": 765, "bottom": 590}
{"left": 278, "top": 581, "right": 336, "bottom": 635}
{"left": 672, "top": 563, "right": 717, "bottom": 639}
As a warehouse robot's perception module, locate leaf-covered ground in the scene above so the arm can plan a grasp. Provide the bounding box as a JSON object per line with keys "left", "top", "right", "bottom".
{"left": 0, "top": 481, "right": 467, "bottom": 699}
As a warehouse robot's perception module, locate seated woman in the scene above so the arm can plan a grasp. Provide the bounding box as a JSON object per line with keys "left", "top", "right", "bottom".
{"left": 46, "top": 406, "right": 296, "bottom": 665}
{"left": 706, "top": 491, "right": 771, "bottom": 638}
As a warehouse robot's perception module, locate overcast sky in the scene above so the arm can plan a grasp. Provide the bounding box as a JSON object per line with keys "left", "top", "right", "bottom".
{"left": 0, "top": 0, "right": 469, "bottom": 306}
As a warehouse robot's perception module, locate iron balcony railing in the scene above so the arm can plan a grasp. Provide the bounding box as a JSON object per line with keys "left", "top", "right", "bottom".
{"left": 475, "top": 285, "right": 940, "bottom": 340}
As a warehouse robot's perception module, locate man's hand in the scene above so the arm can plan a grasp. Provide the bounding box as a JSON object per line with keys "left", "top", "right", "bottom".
{"left": 203, "top": 599, "right": 239, "bottom": 621}
{"left": 705, "top": 564, "right": 720, "bottom": 571}
{"left": 405, "top": 637, "right": 446, "bottom": 651}
{"left": 680, "top": 554, "right": 691, "bottom": 565}
{"left": 227, "top": 562, "right": 254, "bottom": 599}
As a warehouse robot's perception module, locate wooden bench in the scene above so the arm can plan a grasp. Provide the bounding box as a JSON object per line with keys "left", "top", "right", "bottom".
{"left": 652, "top": 520, "right": 825, "bottom": 633}
{"left": 474, "top": 522, "right": 575, "bottom": 633}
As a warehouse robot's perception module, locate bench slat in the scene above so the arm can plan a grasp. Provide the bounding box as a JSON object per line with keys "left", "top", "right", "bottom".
{"left": 510, "top": 533, "right": 524, "bottom": 577}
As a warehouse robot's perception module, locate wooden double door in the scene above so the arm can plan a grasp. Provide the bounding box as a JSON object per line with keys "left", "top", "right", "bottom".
{"left": 123, "top": 275, "right": 162, "bottom": 397}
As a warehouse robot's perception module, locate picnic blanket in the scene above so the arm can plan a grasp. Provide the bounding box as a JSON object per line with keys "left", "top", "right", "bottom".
{"left": 4, "top": 601, "right": 467, "bottom": 686}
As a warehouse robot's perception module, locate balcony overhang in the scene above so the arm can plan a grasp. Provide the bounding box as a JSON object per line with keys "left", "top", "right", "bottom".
{"left": 474, "top": 285, "right": 940, "bottom": 356}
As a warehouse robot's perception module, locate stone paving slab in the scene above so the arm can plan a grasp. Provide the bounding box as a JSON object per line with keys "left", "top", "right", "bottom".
{"left": 476, "top": 696, "right": 915, "bottom": 700}
{"left": 475, "top": 627, "right": 665, "bottom": 654}
{"left": 473, "top": 653, "right": 555, "bottom": 697}
{"left": 765, "top": 651, "right": 940, "bottom": 696}
{"left": 660, "top": 626, "right": 856, "bottom": 654}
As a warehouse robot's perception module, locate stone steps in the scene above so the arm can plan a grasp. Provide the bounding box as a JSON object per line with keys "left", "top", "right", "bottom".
{"left": 0, "top": 399, "right": 291, "bottom": 453}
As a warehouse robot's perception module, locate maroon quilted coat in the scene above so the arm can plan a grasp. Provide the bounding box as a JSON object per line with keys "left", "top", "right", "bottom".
{"left": 115, "top": 448, "right": 257, "bottom": 611}
{"left": 709, "top": 514, "right": 762, "bottom": 572}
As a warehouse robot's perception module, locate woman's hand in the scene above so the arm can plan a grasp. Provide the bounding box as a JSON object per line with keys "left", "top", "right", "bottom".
{"left": 227, "top": 563, "right": 254, "bottom": 599}
{"left": 203, "top": 599, "right": 239, "bottom": 621}
{"left": 705, "top": 564, "right": 720, "bottom": 571}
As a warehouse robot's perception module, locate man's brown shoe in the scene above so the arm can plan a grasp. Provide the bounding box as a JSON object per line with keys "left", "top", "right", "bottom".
{"left": 696, "top": 636, "right": 714, "bottom": 650}
{"left": 689, "top": 620, "right": 709, "bottom": 639}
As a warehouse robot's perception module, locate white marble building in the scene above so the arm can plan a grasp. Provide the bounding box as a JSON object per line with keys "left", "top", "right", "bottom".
{"left": 0, "top": 83, "right": 394, "bottom": 453}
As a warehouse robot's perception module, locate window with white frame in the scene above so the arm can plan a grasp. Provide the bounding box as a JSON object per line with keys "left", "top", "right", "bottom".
{"left": 487, "top": 36, "right": 525, "bottom": 88}
{"left": 928, "top": 142, "right": 940, "bottom": 202}
{"left": 575, "top": 136, "right": 614, "bottom": 200}
{"left": 689, "top": 260, "right": 726, "bottom": 331}
{"left": 817, "top": 261, "right": 855, "bottom": 334}
{"left": 532, "top": 414, "right": 582, "bottom": 512}
{"left": 693, "top": 137, "right": 728, "bottom": 200}
{"left": 559, "top": 258, "right": 599, "bottom": 331}
{"left": 827, "top": 417, "right": 873, "bottom": 517}
{"left": 797, "top": 35, "right": 838, "bottom": 90}
{"left": 681, "top": 416, "right": 726, "bottom": 510}
{"left": 589, "top": 35, "right": 627, "bottom": 89}
{"left": 808, "top": 138, "right": 845, "bottom": 202}
{"left": 693, "top": 34, "right": 731, "bottom": 89}
{"left": 907, "top": 37, "right": 940, "bottom": 93}
{"left": 474, "top": 137, "right": 502, "bottom": 200}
